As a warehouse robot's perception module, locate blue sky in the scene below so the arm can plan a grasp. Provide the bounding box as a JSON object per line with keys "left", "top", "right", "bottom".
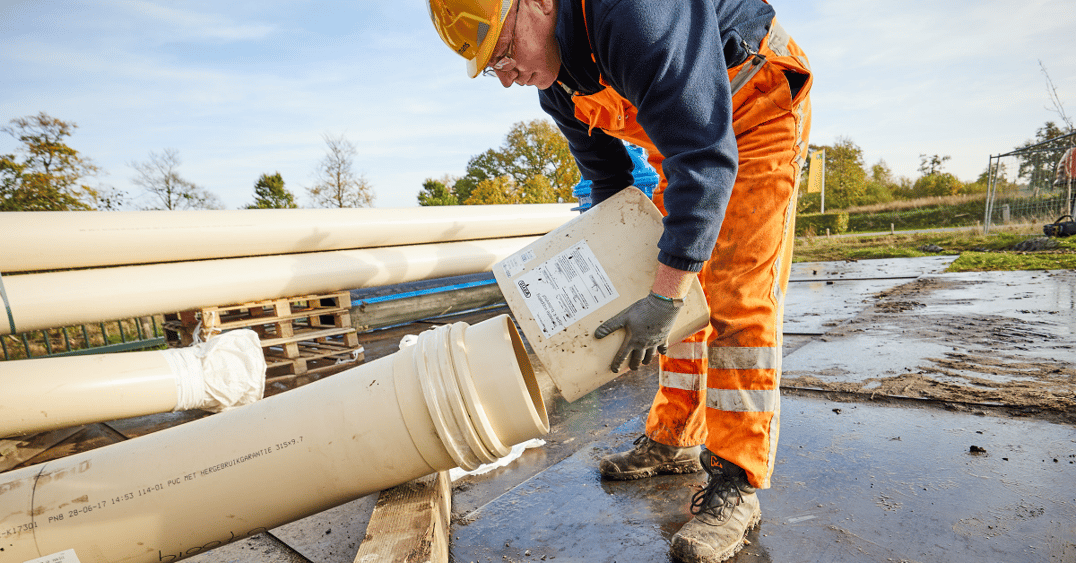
{"left": 2, "top": 0, "right": 1074, "bottom": 210}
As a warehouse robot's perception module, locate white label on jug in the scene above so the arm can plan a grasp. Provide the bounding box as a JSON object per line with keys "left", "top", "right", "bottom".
{"left": 513, "top": 240, "right": 618, "bottom": 338}
{"left": 500, "top": 249, "right": 537, "bottom": 279}
{"left": 24, "top": 549, "right": 81, "bottom": 563}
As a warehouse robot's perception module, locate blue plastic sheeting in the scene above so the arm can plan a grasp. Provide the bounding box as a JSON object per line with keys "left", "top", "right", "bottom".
{"left": 350, "top": 277, "right": 496, "bottom": 306}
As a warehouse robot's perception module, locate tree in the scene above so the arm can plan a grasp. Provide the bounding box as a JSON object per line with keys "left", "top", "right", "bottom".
{"left": 432, "top": 119, "right": 580, "bottom": 205}
{"left": 815, "top": 137, "right": 867, "bottom": 209}
{"left": 417, "top": 178, "right": 459, "bottom": 206}
{"left": 0, "top": 154, "right": 27, "bottom": 211}
{"left": 1039, "top": 60, "right": 1073, "bottom": 133}
{"left": 1015, "top": 121, "right": 1071, "bottom": 195}
{"left": 0, "top": 112, "right": 101, "bottom": 211}
{"left": 519, "top": 174, "right": 555, "bottom": 203}
{"left": 246, "top": 172, "right": 297, "bottom": 209}
{"left": 961, "top": 167, "right": 993, "bottom": 196}
{"left": 912, "top": 172, "right": 962, "bottom": 198}
{"left": 89, "top": 186, "right": 128, "bottom": 211}
{"left": 466, "top": 176, "right": 517, "bottom": 205}
{"left": 452, "top": 149, "right": 502, "bottom": 204}
{"left": 861, "top": 160, "right": 897, "bottom": 205}
{"left": 499, "top": 120, "right": 579, "bottom": 202}
{"left": 130, "top": 148, "right": 222, "bottom": 210}
{"left": 918, "top": 154, "right": 951, "bottom": 176}
{"left": 307, "top": 134, "right": 375, "bottom": 208}
{"left": 912, "top": 154, "right": 961, "bottom": 197}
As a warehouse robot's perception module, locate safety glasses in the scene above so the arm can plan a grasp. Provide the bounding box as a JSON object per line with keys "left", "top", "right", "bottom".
{"left": 481, "top": 2, "right": 519, "bottom": 77}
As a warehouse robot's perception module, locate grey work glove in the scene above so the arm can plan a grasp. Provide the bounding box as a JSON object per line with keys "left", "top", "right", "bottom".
{"left": 594, "top": 292, "right": 683, "bottom": 373}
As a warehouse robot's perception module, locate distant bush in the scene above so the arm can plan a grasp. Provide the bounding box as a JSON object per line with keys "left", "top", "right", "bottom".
{"left": 796, "top": 212, "right": 849, "bottom": 236}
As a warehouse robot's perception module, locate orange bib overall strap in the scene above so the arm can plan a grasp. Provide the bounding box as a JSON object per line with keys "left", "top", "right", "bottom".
{"left": 569, "top": 78, "right": 670, "bottom": 205}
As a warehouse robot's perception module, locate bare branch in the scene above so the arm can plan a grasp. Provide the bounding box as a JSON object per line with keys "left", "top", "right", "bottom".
{"left": 1039, "top": 60, "right": 1073, "bottom": 133}
{"left": 307, "top": 133, "right": 375, "bottom": 208}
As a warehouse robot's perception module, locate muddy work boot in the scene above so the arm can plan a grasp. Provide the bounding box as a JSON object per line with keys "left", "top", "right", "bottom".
{"left": 599, "top": 435, "right": 702, "bottom": 480}
{"left": 670, "top": 450, "right": 761, "bottom": 563}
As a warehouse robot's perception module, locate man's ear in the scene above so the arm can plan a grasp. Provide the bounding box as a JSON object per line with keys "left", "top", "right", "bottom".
{"left": 535, "top": 0, "right": 558, "bottom": 17}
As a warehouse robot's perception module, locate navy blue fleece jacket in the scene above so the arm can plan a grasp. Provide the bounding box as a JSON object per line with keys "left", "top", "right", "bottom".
{"left": 538, "top": 0, "right": 774, "bottom": 272}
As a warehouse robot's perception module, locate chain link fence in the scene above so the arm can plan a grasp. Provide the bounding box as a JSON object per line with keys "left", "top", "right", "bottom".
{"left": 984, "top": 131, "right": 1076, "bottom": 234}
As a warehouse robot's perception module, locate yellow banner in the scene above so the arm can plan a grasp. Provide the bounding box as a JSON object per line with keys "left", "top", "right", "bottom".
{"left": 806, "top": 150, "right": 824, "bottom": 194}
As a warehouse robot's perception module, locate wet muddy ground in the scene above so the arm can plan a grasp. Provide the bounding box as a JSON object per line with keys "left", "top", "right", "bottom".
{"left": 447, "top": 259, "right": 1075, "bottom": 563}
{"left": 451, "top": 394, "right": 1076, "bottom": 563}
{"left": 783, "top": 269, "right": 1076, "bottom": 421}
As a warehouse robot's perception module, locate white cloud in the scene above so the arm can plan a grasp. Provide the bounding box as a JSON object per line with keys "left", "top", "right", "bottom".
{"left": 102, "top": 0, "right": 276, "bottom": 41}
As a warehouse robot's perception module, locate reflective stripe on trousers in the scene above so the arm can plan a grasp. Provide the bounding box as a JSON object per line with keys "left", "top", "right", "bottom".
{"left": 569, "top": 20, "right": 812, "bottom": 489}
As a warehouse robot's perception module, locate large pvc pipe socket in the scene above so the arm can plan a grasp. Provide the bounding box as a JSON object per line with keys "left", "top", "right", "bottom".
{"left": 0, "top": 330, "right": 266, "bottom": 439}
{"left": 0, "top": 315, "right": 547, "bottom": 562}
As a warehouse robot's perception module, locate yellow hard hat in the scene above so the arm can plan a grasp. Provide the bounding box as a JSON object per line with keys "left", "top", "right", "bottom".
{"left": 427, "top": 0, "right": 514, "bottom": 78}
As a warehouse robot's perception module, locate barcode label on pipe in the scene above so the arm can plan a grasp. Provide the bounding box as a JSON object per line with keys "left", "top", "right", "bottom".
{"left": 24, "top": 549, "right": 81, "bottom": 563}
{"left": 512, "top": 240, "right": 618, "bottom": 338}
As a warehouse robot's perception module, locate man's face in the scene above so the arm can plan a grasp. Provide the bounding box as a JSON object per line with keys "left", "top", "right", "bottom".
{"left": 485, "top": 0, "right": 561, "bottom": 89}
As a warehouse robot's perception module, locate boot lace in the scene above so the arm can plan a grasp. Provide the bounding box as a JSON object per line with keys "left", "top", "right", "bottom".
{"left": 689, "top": 470, "right": 744, "bottom": 523}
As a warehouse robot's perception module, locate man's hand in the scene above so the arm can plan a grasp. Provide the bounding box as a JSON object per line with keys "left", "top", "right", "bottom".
{"left": 594, "top": 292, "right": 683, "bottom": 373}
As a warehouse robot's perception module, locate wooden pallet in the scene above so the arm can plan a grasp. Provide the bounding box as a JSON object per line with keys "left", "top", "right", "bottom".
{"left": 264, "top": 335, "right": 364, "bottom": 382}
{"left": 164, "top": 292, "right": 364, "bottom": 380}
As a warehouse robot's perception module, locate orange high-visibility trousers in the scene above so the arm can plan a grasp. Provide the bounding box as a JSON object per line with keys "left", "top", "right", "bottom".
{"left": 571, "top": 20, "right": 812, "bottom": 489}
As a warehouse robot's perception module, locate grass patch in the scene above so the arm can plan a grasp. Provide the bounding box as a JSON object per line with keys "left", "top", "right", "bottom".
{"left": 840, "top": 194, "right": 1068, "bottom": 234}
{"left": 793, "top": 224, "right": 1076, "bottom": 272}
{"left": 948, "top": 251, "right": 1076, "bottom": 272}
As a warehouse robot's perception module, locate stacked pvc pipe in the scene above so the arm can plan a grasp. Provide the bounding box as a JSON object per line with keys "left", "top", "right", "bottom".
{"left": 0, "top": 204, "right": 576, "bottom": 336}
{"left": 0, "top": 205, "right": 576, "bottom": 273}
{"left": 0, "top": 237, "right": 540, "bottom": 335}
{"left": 0, "top": 315, "right": 548, "bottom": 562}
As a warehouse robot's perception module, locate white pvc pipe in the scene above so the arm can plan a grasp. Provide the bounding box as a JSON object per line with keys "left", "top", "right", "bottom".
{"left": 0, "top": 315, "right": 548, "bottom": 562}
{"left": 0, "top": 236, "right": 538, "bottom": 335}
{"left": 0, "top": 330, "right": 266, "bottom": 439}
{"left": 0, "top": 205, "right": 576, "bottom": 273}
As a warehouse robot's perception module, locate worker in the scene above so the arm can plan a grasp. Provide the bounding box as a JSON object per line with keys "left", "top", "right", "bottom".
{"left": 427, "top": 0, "right": 812, "bottom": 561}
{"left": 1055, "top": 147, "right": 1076, "bottom": 217}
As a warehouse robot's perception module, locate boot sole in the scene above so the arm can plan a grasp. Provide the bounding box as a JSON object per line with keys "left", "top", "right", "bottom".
{"left": 600, "top": 459, "right": 704, "bottom": 481}
{"left": 670, "top": 504, "right": 762, "bottom": 563}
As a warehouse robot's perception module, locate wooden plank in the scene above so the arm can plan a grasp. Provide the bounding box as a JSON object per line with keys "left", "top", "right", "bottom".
{"left": 264, "top": 341, "right": 359, "bottom": 364}
{"left": 203, "top": 292, "right": 350, "bottom": 320}
{"left": 265, "top": 346, "right": 363, "bottom": 379}
{"left": 0, "top": 427, "right": 83, "bottom": 472}
{"left": 206, "top": 306, "right": 350, "bottom": 332}
{"left": 258, "top": 326, "right": 356, "bottom": 348}
{"left": 353, "top": 471, "right": 451, "bottom": 563}
{"left": 170, "top": 292, "right": 354, "bottom": 345}
{"left": 13, "top": 424, "right": 128, "bottom": 468}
